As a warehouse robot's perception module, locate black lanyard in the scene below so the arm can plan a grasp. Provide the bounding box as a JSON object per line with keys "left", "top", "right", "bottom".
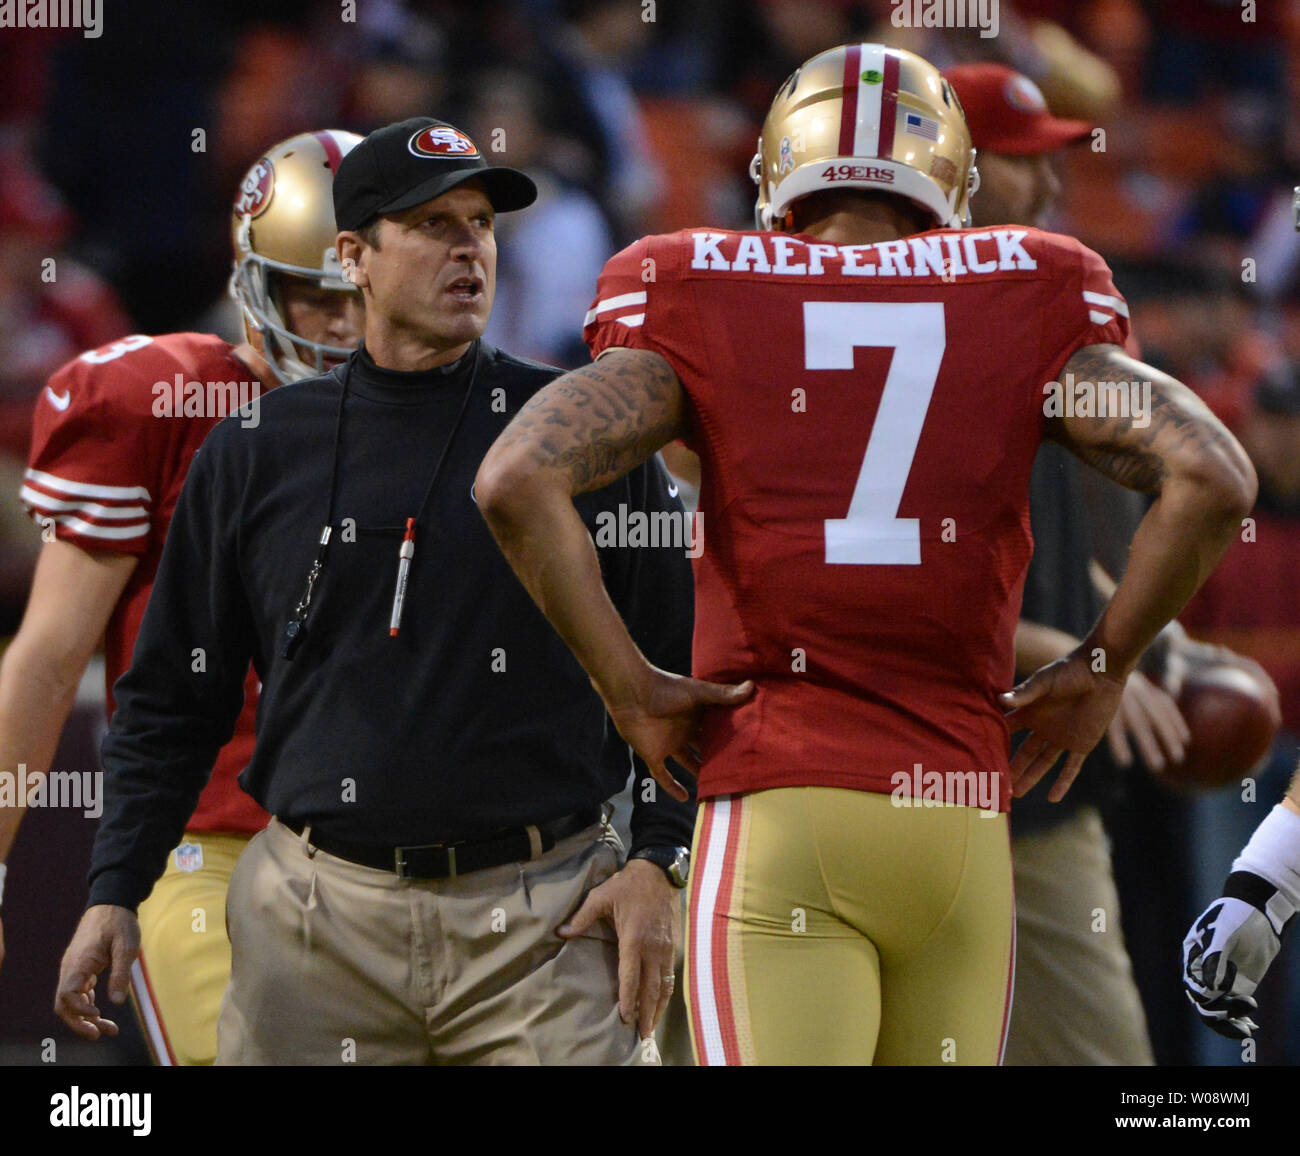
{"left": 281, "top": 344, "right": 480, "bottom": 659}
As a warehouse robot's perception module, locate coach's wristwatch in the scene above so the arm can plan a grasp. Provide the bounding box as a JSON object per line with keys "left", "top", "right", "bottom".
{"left": 628, "top": 845, "right": 690, "bottom": 888}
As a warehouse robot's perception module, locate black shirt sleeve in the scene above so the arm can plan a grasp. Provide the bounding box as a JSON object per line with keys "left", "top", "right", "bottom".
{"left": 90, "top": 422, "right": 259, "bottom": 909}
{"left": 598, "top": 452, "right": 698, "bottom": 853}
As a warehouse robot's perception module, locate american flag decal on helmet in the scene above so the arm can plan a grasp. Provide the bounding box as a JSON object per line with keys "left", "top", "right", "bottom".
{"left": 905, "top": 113, "right": 940, "bottom": 142}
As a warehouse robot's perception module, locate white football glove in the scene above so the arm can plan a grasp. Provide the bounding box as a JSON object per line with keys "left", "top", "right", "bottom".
{"left": 1184, "top": 802, "right": 1300, "bottom": 1039}
{"left": 1182, "top": 882, "right": 1282, "bottom": 1039}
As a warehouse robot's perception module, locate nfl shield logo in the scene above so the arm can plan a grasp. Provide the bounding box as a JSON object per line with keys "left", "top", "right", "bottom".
{"left": 174, "top": 842, "right": 204, "bottom": 873}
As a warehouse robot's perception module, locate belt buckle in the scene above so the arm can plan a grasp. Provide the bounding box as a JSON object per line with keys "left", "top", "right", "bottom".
{"left": 394, "top": 842, "right": 457, "bottom": 880}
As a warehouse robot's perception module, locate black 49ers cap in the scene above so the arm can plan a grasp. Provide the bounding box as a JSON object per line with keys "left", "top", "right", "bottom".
{"left": 332, "top": 116, "right": 537, "bottom": 231}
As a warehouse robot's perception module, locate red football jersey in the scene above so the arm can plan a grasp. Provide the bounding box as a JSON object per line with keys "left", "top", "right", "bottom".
{"left": 23, "top": 332, "right": 267, "bottom": 833}
{"left": 585, "top": 226, "right": 1131, "bottom": 809}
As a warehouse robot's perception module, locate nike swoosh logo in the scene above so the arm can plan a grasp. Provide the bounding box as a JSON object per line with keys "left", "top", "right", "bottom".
{"left": 667, "top": 481, "right": 679, "bottom": 498}
{"left": 45, "top": 387, "right": 71, "bottom": 411}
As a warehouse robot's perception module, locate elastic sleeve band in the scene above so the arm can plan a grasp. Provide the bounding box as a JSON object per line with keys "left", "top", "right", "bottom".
{"left": 1231, "top": 803, "right": 1300, "bottom": 934}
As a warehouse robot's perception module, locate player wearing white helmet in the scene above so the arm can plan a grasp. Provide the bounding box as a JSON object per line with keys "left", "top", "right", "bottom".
{"left": 0, "top": 130, "right": 363, "bottom": 1064}
{"left": 476, "top": 41, "right": 1255, "bottom": 1065}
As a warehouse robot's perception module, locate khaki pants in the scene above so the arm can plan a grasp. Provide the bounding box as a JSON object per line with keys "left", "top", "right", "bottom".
{"left": 1005, "top": 805, "right": 1154, "bottom": 1066}
{"left": 217, "top": 816, "right": 643, "bottom": 1065}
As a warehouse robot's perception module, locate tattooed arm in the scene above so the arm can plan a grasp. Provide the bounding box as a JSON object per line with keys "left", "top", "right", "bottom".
{"left": 476, "top": 348, "right": 751, "bottom": 802}
{"left": 1046, "top": 343, "right": 1256, "bottom": 674}
{"left": 1004, "top": 343, "right": 1256, "bottom": 800}
{"left": 486, "top": 347, "right": 686, "bottom": 492}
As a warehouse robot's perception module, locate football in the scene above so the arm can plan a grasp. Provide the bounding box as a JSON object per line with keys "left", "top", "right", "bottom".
{"left": 1162, "top": 662, "right": 1282, "bottom": 790}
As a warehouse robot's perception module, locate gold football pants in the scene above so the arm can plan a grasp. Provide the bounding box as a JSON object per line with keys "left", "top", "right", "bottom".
{"left": 131, "top": 831, "right": 253, "bottom": 1065}
{"left": 686, "top": 786, "right": 1014, "bottom": 1065}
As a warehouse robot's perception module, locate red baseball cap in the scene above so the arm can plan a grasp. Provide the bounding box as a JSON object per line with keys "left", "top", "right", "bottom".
{"left": 0, "top": 148, "right": 71, "bottom": 242}
{"left": 942, "top": 63, "right": 1091, "bottom": 155}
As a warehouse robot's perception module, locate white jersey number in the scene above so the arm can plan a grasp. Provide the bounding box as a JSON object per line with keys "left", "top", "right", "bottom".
{"left": 803, "top": 301, "right": 945, "bottom": 565}
{"left": 79, "top": 334, "right": 154, "bottom": 365}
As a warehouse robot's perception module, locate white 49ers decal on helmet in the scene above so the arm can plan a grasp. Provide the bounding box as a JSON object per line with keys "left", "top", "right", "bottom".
{"left": 408, "top": 126, "right": 479, "bottom": 158}
{"left": 1003, "top": 74, "right": 1047, "bottom": 114}
{"left": 234, "top": 158, "right": 275, "bottom": 218}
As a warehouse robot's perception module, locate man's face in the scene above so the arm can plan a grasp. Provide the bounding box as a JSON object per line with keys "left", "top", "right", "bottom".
{"left": 278, "top": 278, "right": 365, "bottom": 369}
{"left": 354, "top": 182, "right": 497, "bottom": 355}
{"left": 968, "top": 150, "right": 1062, "bottom": 229}
{"left": 1238, "top": 409, "right": 1300, "bottom": 500}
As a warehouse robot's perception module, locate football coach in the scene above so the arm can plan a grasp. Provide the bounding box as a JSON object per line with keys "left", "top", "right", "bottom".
{"left": 53, "top": 117, "right": 697, "bottom": 1065}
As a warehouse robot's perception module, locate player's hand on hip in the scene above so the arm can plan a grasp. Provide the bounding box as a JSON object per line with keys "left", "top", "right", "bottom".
{"left": 605, "top": 666, "right": 754, "bottom": 802}
{"left": 1001, "top": 647, "right": 1126, "bottom": 802}
{"left": 1182, "top": 889, "right": 1285, "bottom": 1039}
{"left": 558, "top": 856, "right": 682, "bottom": 1040}
{"left": 1105, "top": 668, "right": 1190, "bottom": 772}
{"left": 54, "top": 904, "right": 140, "bottom": 1040}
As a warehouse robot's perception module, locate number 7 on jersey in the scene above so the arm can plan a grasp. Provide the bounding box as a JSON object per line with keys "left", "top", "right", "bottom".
{"left": 804, "top": 301, "right": 945, "bottom": 565}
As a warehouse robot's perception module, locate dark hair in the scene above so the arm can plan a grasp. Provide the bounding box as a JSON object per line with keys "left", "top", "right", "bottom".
{"left": 355, "top": 220, "right": 382, "bottom": 250}
{"left": 789, "top": 189, "right": 934, "bottom": 236}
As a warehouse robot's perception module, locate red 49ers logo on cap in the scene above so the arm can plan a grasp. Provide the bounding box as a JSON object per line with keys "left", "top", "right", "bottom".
{"left": 233, "top": 158, "right": 274, "bottom": 218}
{"left": 408, "top": 126, "right": 479, "bottom": 158}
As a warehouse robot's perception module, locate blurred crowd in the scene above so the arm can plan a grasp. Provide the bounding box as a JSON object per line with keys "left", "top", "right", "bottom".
{"left": 1, "top": 0, "right": 1299, "bottom": 1063}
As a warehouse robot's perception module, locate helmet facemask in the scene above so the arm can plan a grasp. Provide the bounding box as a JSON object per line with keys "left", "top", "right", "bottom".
{"left": 227, "top": 129, "right": 366, "bottom": 384}
{"left": 230, "top": 224, "right": 359, "bottom": 384}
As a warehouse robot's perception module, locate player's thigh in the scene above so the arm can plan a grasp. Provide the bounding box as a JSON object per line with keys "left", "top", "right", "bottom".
{"left": 218, "top": 819, "right": 430, "bottom": 1065}
{"left": 1005, "top": 806, "right": 1153, "bottom": 1066}
{"left": 133, "top": 831, "right": 248, "bottom": 1066}
{"left": 865, "top": 807, "right": 1013, "bottom": 1067}
{"left": 687, "top": 790, "right": 883, "bottom": 1066}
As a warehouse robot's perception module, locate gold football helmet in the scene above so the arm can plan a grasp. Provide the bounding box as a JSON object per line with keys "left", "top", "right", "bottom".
{"left": 230, "top": 129, "right": 363, "bottom": 383}
{"left": 751, "top": 44, "right": 978, "bottom": 231}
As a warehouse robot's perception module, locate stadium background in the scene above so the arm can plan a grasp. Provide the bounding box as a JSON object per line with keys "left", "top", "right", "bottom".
{"left": 0, "top": 0, "right": 1298, "bottom": 1066}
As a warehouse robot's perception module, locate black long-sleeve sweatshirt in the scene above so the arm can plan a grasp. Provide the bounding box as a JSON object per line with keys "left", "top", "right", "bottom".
{"left": 89, "top": 341, "right": 696, "bottom": 909}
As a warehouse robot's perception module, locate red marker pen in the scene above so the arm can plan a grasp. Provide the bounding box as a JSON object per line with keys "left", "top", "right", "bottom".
{"left": 389, "top": 517, "right": 416, "bottom": 637}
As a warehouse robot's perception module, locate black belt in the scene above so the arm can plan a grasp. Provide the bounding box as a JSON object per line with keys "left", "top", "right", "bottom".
{"left": 281, "top": 807, "right": 603, "bottom": 880}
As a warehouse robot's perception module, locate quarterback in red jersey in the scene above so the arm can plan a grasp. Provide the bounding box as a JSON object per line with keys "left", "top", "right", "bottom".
{"left": 477, "top": 45, "right": 1255, "bottom": 1064}
{"left": 0, "top": 130, "right": 364, "bottom": 1064}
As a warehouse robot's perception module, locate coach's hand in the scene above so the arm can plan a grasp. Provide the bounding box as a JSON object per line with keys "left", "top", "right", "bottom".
{"left": 54, "top": 904, "right": 140, "bottom": 1040}
{"left": 1002, "top": 646, "right": 1126, "bottom": 802}
{"left": 559, "top": 857, "right": 681, "bottom": 1040}
{"left": 604, "top": 667, "right": 754, "bottom": 802}
{"left": 1105, "top": 668, "right": 1190, "bottom": 773}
